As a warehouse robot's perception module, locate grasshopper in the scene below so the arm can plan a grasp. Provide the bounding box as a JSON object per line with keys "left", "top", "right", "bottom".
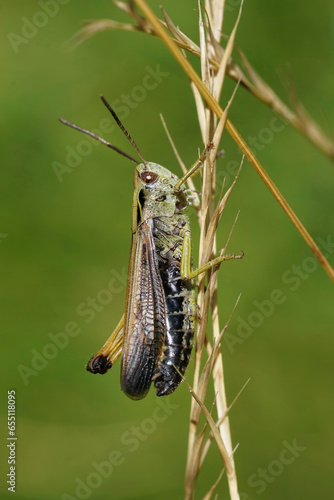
{"left": 60, "top": 96, "right": 243, "bottom": 400}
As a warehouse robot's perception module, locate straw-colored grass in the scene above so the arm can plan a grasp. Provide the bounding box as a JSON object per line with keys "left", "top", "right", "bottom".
{"left": 70, "top": 1, "right": 334, "bottom": 282}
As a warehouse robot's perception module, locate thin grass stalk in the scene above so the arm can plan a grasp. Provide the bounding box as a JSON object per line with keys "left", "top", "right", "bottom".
{"left": 131, "top": 0, "right": 334, "bottom": 282}
{"left": 69, "top": 3, "right": 334, "bottom": 278}
{"left": 183, "top": 3, "right": 242, "bottom": 499}
{"left": 71, "top": 3, "right": 334, "bottom": 163}
{"left": 186, "top": 5, "right": 244, "bottom": 497}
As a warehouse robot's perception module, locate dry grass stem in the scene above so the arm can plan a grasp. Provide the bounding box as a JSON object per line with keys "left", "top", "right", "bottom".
{"left": 181, "top": 374, "right": 234, "bottom": 475}
{"left": 159, "top": 45, "right": 244, "bottom": 494}
{"left": 70, "top": 1, "right": 334, "bottom": 164}
{"left": 203, "top": 467, "right": 225, "bottom": 500}
{"left": 159, "top": 114, "right": 201, "bottom": 214}
{"left": 131, "top": 0, "right": 333, "bottom": 282}
{"left": 69, "top": 0, "right": 334, "bottom": 280}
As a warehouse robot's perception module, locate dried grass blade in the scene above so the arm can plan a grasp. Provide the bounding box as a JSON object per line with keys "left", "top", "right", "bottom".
{"left": 113, "top": 0, "right": 134, "bottom": 16}
{"left": 203, "top": 4, "right": 224, "bottom": 61}
{"left": 199, "top": 373, "right": 248, "bottom": 472}
{"left": 190, "top": 82, "right": 207, "bottom": 143}
{"left": 198, "top": 294, "right": 241, "bottom": 400}
{"left": 161, "top": 7, "right": 200, "bottom": 52}
{"left": 202, "top": 169, "right": 241, "bottom": 266}
{"left": 182, "top": 375, "right": 234, "bottom": 475}
{"left": 238, "top": 49, "right": 295, "bottom": 119}
{"left": 68, "top": 19, "right": 138, "bottom": 48}
{"left": 91, "top": 1, "right": 334, "bottom": 165}
{"left": 198, "top": 1, "right": 210, "bottom": 90}
{"left": 203, "top": 467, "right": 225, "bottom": 500}
{"left": 288, "top": 83, "right": 334, "bottom": 157}
{"left": 208, "top": 0, "right": 226, "bottom": 40}
{"left": 189, "top": 286, "right": 241, "bottom": 457}
{"left": 190, "top": 402, "right": 215, "bottom": 486}
{"left": 211, "top": 81, "right": 240, "bottom": 165}
{"left": 215, "top": 0, "right": 244, "bottom": 98}
{"left": 132, "top": 0, "right": 334, "bottom": 282}
{"left": 227, "top": 378, "right": 251, "bottom": 413}
{"left": 159, "top": 114, "right": 201, "bottom": 214}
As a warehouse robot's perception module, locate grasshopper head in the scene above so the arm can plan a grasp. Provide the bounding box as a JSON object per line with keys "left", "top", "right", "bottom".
{"left": 134, "top": 162, "right": 188, "bottom": 222}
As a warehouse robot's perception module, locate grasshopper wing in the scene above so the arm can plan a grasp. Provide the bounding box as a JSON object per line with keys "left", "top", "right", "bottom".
{"left": 121, "top": 220, "right": 166, "bottom": 400}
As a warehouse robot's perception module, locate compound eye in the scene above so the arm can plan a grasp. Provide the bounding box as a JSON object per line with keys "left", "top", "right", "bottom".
{"left": 141, "top": 171, "right": 158, "bottom": 184}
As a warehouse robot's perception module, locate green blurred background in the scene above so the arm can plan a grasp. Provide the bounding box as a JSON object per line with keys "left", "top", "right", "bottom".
{"left": 1, "top": 1, "right": 333, "bottom": 499}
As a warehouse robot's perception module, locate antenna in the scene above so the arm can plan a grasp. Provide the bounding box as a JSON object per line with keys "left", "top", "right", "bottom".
{"left": 58, "top": 118, "right": 138, "bottom": 164}
{"left": 100, "top": 95, "right": 147, "bottom": 164}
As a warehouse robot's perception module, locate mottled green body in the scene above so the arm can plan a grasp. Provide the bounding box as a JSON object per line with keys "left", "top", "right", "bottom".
{"left": 120, "top": 163, "right": 196, "bottom": 399}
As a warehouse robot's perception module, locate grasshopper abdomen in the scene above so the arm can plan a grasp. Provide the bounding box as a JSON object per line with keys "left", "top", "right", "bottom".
{"left": 152, "top": 217, "right": 196, "bottom": 396}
